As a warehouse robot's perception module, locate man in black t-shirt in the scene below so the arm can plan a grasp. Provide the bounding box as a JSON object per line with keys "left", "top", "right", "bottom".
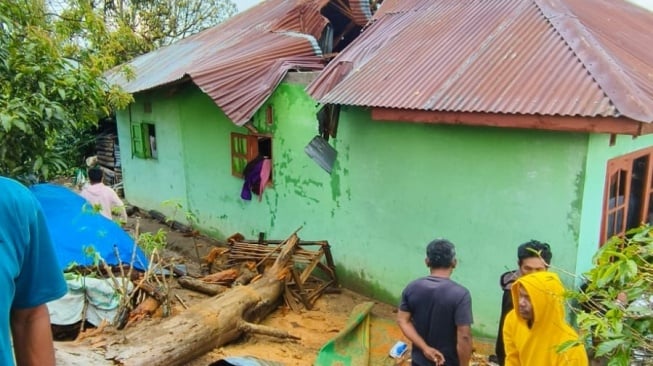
{"left": 398, "top": 239, "right": 473, "bottom": 366}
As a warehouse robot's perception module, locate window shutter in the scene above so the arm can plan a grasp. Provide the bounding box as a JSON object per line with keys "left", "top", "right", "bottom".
{"left": 231, "top": 133, "right": 259, "bottom": 177}
{"left": 131, "top": 122, "right": 145, "bottom": 158}
{"left": 142, "top": 123, "right": 152, "bottom": 159}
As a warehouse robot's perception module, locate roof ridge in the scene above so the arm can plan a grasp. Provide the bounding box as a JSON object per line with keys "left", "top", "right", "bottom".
{"left": 533, "top": 0, "right": 653, "bottom": 123}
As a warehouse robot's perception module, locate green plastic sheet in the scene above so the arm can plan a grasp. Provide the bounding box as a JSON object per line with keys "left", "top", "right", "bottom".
{"left": 314, "top": 302, "right": 408, "bottom": 366}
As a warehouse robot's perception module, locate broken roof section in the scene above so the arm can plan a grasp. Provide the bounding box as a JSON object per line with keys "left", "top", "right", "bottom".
{"left": 307, "top": 0, "right": 653, "bottom": 124}
{"left": 106, "top": 0, "right": 372, "bottom": 126}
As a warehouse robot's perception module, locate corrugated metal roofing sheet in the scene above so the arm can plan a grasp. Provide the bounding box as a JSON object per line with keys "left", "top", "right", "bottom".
{"left": 307, "top": 0, "right": 653, "bottom": 123}
{"left": 106, "top": 0, "right": 371, "bottom": 126}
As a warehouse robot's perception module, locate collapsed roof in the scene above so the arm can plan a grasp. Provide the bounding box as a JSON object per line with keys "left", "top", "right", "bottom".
{"left": 106, "top": 0, "right": 372, "bottom": 126}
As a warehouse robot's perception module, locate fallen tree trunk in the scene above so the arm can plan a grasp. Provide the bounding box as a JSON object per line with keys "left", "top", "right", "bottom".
{"left": 55, "top": 232, "right": 301, "bottom": 366}
{"left": 178, "top": 276, "right": 229, "bottom": 296}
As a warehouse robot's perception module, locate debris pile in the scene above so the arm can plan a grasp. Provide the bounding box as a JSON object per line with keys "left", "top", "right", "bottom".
{"left": 179, "top": 231, "right": 339, "bottom": 312}
{"left": 55, "top": 228, "right": 340, "bottom": 366}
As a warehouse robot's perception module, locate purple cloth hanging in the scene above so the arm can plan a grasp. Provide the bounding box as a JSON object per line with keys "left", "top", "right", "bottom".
{"left": 241, "top": 156, "right": 264, "bottom": 201}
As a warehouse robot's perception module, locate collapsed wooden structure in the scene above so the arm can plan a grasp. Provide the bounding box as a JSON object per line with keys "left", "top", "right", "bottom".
{"left": 224, "top": 235, "right": 338, "bottom": 311}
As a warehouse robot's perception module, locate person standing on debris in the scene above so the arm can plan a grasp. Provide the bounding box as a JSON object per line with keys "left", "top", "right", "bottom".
{"left": 397, "top": 239, "right": 473, "bottom": 366}
{"left": 0, "top": 176, "right": 68, "bottom": 365}
{"left": 80, "top": 166, "right": 128, "bottom": 223}
{"left": 492, "top": 240, "right": 553, "bottom": 365}
{"left": 503, "top": 271, "right": 588, "bottom": 365}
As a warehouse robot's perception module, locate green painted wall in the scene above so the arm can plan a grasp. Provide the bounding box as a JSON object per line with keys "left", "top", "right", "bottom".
{"left": 320, "top": 109, "right": 588, "bottom": 338}
{"left": 117, "top": 81, "right": 590, "bottom": 337}
{"left": 576, "top": 133, "right": 653, "bottom": 277}
{"left": 116, "top": 89, "right": 189, "bottom": 218}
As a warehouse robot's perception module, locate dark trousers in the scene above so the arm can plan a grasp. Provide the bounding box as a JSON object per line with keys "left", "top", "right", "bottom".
{"left": 495, "top": 289, "right": 513, "bottom": 365}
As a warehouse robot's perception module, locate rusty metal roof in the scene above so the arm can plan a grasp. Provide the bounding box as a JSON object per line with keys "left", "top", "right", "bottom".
{"left": 107, "top": 0, "right": 372, "bottom": 126}
{"left": 307, "top": 0, "right": 653, "bottom": 123}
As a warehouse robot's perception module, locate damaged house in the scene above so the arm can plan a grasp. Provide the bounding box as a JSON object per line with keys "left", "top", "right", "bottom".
{"left": 108, "top": 0, "right": 653, "bottom": 338}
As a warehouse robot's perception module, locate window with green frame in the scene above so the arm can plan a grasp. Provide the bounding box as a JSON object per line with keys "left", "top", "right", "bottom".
{"left": 131, "top": 122, "right": 157, "bottom": 159}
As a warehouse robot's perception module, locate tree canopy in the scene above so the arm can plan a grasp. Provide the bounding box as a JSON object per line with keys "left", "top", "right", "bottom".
{"left": 0, "top": 0, "right": 236, "bottom": 181}
{"left": 52, "top": 0, "right": 237, "bottom": 66}
{"left": 0, "top": 0, "right": 129, "bottom": 181}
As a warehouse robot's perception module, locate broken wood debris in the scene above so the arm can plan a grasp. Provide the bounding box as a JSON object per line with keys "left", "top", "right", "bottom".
{"left": 223, "top": 234, "right": 339, "bottom": 311}
{"left": 56, "top": 229, "right": 307, "bottom": 365}
{"left": 179, "top": 234, "right": 339, "bottom": 312}
{"left": 55, "top": 228, "right": 343, "bottom": 366}
{"left": 178, "top": 276, "right": 229, "bottom": 296}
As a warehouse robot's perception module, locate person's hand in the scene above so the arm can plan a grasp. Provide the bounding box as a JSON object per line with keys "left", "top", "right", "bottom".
{"left": 422, "top": 346, "right": 445, "bottom": 365}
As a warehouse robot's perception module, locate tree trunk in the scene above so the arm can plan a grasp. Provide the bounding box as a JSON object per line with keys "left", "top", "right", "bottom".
{"left": 55, "top": 232, "right": 300, "bottom": 366}
{"left": 177, "top": 276, "right": 229, "bottom": 296}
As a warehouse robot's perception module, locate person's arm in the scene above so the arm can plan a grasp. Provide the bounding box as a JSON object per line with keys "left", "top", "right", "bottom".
{"left": 11, "top": 304, "right": 57, "bottom": 366}
{"left": 503, "top": 311, "right": 520, "bottom": 366}
{"left": 397, "top": 309, "right": 445, "bottom": 365}
{"left": 453, "top": 290, "right": 474, "bottom": 366}
{"left": 456, "top": 324, "right": 472, "bottom": 366}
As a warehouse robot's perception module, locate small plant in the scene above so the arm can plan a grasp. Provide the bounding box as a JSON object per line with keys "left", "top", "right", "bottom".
{"left": 568, "top": 225, "right": 653, "bottom": 366}
{"left": 137, "top": 228, "right": 168, "bottom": 256}
{"left": 161, "top": 199, "right": 202, "bottom": 267}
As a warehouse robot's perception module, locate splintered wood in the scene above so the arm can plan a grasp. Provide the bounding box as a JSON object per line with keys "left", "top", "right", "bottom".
{"left": 226, "top": 236, "right": 338, "bottom": 312}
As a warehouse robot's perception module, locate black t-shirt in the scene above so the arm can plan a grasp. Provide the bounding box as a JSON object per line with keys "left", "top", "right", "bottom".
{"left": 399, "top": 276, "right": 473, "bottom": 366}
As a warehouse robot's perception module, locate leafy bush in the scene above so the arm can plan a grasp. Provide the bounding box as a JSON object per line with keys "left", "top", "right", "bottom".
{"left": 570, "top": 226, "right": 653, "bottom": 365}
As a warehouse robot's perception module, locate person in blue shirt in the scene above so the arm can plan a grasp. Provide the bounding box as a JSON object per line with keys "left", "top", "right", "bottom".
{"left": 0, "top": 177, "right": 67, "bottom": 365}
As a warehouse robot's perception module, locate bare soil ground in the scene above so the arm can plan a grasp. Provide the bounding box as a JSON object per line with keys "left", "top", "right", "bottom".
{"left": 60, "top": 210, "right": 493, "bottom": 365}
{"left": 133, "top": 213, "right": 407, "bottom": 365}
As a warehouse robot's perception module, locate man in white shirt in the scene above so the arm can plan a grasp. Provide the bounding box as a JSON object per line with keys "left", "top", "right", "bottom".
{"left": 80, "top": 167, "right": 128, "bottom": 223}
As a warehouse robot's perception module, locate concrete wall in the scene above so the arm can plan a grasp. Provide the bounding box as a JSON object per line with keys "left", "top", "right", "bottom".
{"left": 117, "top": 81, "right": 590, "bottom": 337}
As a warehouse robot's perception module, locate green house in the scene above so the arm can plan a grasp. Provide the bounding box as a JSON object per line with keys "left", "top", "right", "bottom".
{"left": 109, "top": 0, "right": 653, "bottom": 337}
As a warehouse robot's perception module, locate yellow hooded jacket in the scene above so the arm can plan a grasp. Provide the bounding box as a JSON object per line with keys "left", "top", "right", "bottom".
{"left": 503, "top": 272, "right": 588, "bottom": 366}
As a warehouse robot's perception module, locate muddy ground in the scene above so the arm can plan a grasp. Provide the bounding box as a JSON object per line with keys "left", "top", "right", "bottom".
{"left": 136, "top": 213, "right": 407, "bottom": 365}
{"left": 57, "top": 209, "right": 493, "bottom": 365}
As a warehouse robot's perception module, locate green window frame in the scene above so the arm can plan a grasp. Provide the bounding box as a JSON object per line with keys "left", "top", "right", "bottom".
{"left": 131, "top": 122, "right": 156, "bottom": 159}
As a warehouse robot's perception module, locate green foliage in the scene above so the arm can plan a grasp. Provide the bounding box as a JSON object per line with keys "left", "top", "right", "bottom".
{"left": 161, "top": 199, "right": 198, "bottom": 228}
{"left": 54, "top": 0, "right": 237, "bottom": 66}
{"left": 0, "top": 0, "right": 132, "bottom": 182}
{"left": 1, "top": 0, "right": 235, "bottom": 181}
{"left": 137, "top": 228, "right": 167, "bottom": 255}
{"left": 569, "top": 226, "right": 653, "bottom": 365}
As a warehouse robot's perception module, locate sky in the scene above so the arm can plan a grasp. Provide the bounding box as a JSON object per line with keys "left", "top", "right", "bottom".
{"left": 630, "top": 0, "right": 653, "bottom": 9}
{"left": 236, "top": 0, "right": 262, "bottom": 12}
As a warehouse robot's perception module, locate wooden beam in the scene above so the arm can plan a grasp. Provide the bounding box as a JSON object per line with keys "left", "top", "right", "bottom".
{"left": 300, "top": 248, "right": 324, "bottom": 284}
{"left": 244, "top": 122, "right": 259, "bottom": 134}
{"left": 290, "top": 268, "right": 312, "bottom": 310}
{"left": 371, "top": 108, "right": 651, "bottom": 136}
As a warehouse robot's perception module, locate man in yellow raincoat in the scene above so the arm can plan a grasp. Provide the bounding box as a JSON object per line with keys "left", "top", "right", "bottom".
{"left": 503, "top": 271, "right": 588, "bottom": 366}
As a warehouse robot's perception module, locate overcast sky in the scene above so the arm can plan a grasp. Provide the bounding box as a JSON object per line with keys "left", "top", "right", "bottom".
{"left": 631, "top": 0, "right": 653, "bottom": 8}
{"left": 237, "top": 0, "right": 262, "bottom": 12}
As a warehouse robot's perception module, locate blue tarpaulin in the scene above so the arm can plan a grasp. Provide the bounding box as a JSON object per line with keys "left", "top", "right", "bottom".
{"left": 29, "top": 183, "right": 148, "bottom": 271}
